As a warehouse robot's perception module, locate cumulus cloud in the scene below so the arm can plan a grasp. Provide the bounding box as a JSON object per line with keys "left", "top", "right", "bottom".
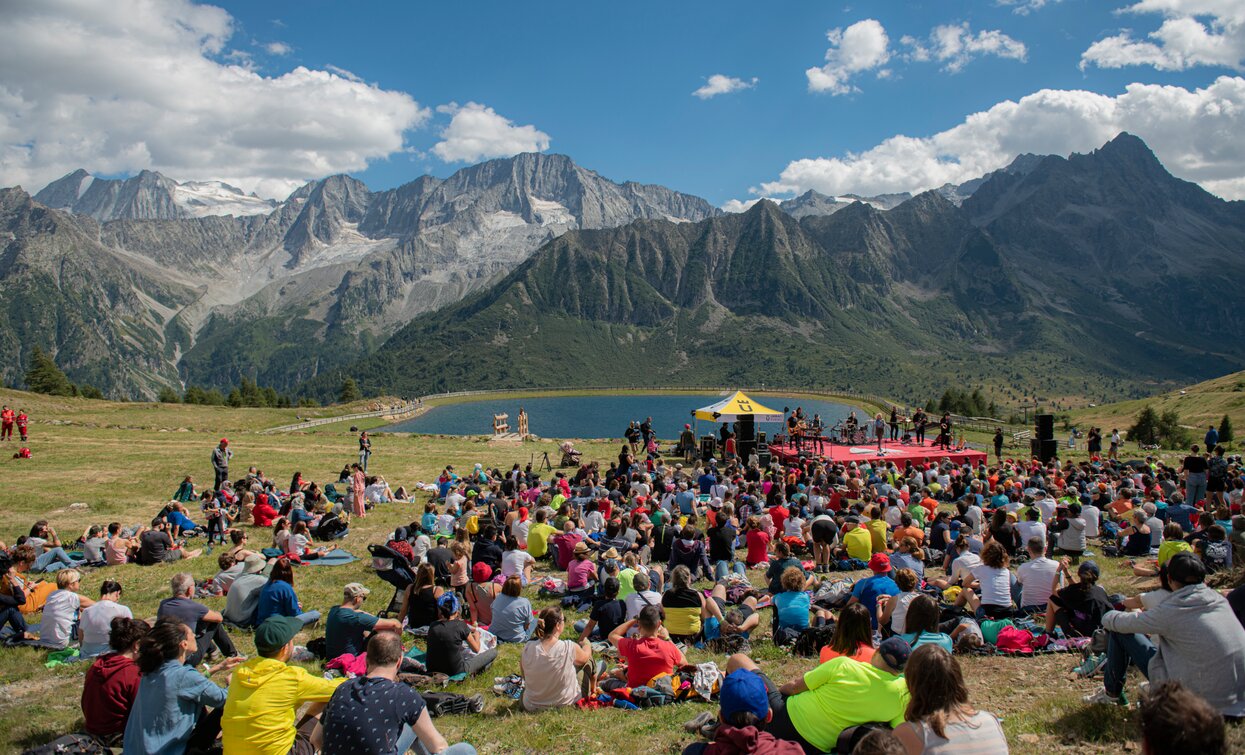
{"left": 431, "top": 102, "right": 551, "bottom": 163}
{"left": 693, "top": 74, "right": 759, "bottom": 99}
{"left": 0, "top": 0, "right": 429, "bottom": 198}
{"left": 721, "top": 198, "right": 765, "bottom": 213}
{"left": 1082, "top": 0, "right": 1245, "bottom": 71}
{"left": 903, "top": 23, "right": 1028, "bottom": 72}
{"left": 757, "top": 76, "right": 1245, "bottom": 200}
{"left": 264, "top": 41, "right": 292, "bottom": 55}
{"left": 806, "top": 19, "right": 891, "bottom": 94}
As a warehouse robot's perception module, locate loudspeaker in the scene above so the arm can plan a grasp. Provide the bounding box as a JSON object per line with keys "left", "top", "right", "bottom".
{"left": 739, "top": 440, "right": 758, "bottom": 460}
{"left": 700, "top": 436, "right": 717, "bottom": 460}
{"left": 758, "top": 450, "right": 772, "bottom": 467}
{"left": 737, "top": 416, "right": 756, "bottom": 444}
{"left": 1030, "top": 438, "right": 1041, "bottom": 459}
{"left": 1036, "top": 414, "right": 1054, "bottom": 441}
{"left": 1039, "top": 439, "right": 1059, "bottom": 462}
{"left": 757, "top": 431, "right": 767, "bottom": 446}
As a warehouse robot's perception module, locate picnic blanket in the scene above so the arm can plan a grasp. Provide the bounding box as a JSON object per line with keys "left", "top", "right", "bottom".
{"left": 304, "top": 549, "right": 358, "bottom": 566}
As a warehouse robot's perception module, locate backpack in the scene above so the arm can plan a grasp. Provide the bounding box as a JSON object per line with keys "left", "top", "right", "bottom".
{"left": 792, "top": 623, "right": 838, "bottom": 658}
{"left": 315, "top": 513, "right": 348, "bottom": 541}
{"left": 422, "top": 691, "right": 484, "bottom": 717}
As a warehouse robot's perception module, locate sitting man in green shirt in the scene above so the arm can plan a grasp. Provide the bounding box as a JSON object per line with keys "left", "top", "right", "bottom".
{"left": 526, "top": 510, "right": 559, "bottom": 560}
{"left": 325, "top": 583, "right": 403, "bottom": 660}
{"left": 762, "top": 636, "right": 912, "bottom": 753}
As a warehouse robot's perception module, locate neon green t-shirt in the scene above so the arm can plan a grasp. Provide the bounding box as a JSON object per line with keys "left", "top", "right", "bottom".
{"left": 844, "top": 527, "right": 874, "bottom": 562}
{"left": 907, "top": 504, "right": 927, "bottom": 528}
{"left": 527, "top": 523, "right": 558, "bottom": 558}
{"left": 617, "top": 568, "right": 638, "bottom": 598}
{"left": 1157, "top": 539, "right": 1192, "bottom": 566}
{"left": 787, "top": 657, "right": 909, "bottom": 751}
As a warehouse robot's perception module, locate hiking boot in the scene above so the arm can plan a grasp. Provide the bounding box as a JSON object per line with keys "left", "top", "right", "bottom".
{"left": 467, "top": 693, "right": 485, "bottom": 712}
{"left": 1083, "top": 687, "right": 1127, "bottom": 705}
{"left": 683, "top": 711, "right": 715, "bottom": 733}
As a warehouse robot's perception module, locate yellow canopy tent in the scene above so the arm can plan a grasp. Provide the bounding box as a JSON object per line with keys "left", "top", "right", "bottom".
{"left": 691, "top": 391, "right": 784, "bottom": 422}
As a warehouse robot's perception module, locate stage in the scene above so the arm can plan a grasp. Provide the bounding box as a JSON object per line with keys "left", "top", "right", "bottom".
{"left": 767, "top": 437, "right": 988, "bottom": 467}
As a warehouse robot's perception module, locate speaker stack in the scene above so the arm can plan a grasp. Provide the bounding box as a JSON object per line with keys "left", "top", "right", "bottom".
{"left": 700, "top": 435, "right": 717, "bottom": 461}
{"left": 737, "top": 417, "right": 757, "bottom": 461}
{"left": 1035, "top": 414, "right": 1057, "bottom": 462}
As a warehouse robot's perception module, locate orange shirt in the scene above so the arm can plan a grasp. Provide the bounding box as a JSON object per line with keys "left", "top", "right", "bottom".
{"left": 919, "top": 497, "right": 938, "bottom": 515}
{"left": 893, "top": 525, "right": 925, "bottom": 544}
{"left": 819, "top": 642, "right": 876, "bottom": 664}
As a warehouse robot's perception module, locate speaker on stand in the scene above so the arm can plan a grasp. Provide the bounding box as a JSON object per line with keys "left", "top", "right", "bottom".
{"left": 700, "top": 435, "right": 717, "bottom": 461}
{"left": 1035, "top": 414, "right": 1057, "bottom": 462}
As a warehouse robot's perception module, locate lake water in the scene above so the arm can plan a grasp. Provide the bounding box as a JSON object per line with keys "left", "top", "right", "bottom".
{"left": 382, "top": 393, "right": 863, "bottom": 439}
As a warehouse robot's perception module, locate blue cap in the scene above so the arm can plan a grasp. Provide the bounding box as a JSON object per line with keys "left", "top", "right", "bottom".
{"left": 878, "top": 636, "right": 912, "bottom": 671}
{"left": 718, "top": 669, "right": 770, "bottom": 722}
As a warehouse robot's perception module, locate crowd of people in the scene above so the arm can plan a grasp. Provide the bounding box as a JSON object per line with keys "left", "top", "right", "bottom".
{"left": 3, "top": 425, "right": 1245, "bottom": 754}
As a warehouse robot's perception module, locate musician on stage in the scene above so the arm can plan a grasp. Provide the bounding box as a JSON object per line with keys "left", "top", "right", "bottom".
{"left": 787, "top": 412, "right": 805, "bottom": 449}
{"left": 912, "top": 408, "right": 928, "bottom": 444}
{"left": 889, "top": 406, "right": 900, "bottom": 441}
{"left": 938, "top": 412, "right": 952, "bottom": 450}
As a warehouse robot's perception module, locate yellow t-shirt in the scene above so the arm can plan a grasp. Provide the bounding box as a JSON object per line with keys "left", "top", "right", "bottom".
{"left": 787, "top": 657, "right": 909, "bottom": 752}
{"left": 221, "top": 657, "right": 343, "bottom": 755}
{"left": 1157, "top": 539, "right": 1192, "bottom": 566}
{"left": 866, "top": 520, "right": 889, "bottom": 553}
{"left": 527, "top": 523, "right": 558, "bottom": 558}
{"left": 617, "top": 568, "right": 638, "bottom": 599}
{"left": 844, "top": 527, "right": 874, "bottom": 562}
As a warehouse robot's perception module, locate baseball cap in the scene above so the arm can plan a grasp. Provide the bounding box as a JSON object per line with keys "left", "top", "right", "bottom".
{"left": 219, "top": 438, "right": 229, "bottom": 445}
{"left": 877, "top": 636, "right": 912, "bottom": 672}
{"left": 472, "top": 562, "right": 493, "bottom": 583}
{"left": 254, "top": 615, "right": 303, "bottom": 655}
{"left": 343, "top": 583, "right": 371, "bottom": 600}
{"left": 868, "top": 553, "right": 891, "bottom": 573}
{"left": 718, "top": 669, "right": 770, "bottom": 722}
{"left": 1077, "top": 560, "right": 1100, "bottom": 579}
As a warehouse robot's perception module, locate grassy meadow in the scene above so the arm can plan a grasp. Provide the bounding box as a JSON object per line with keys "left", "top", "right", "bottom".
{"left": 0, "top": 387, "right": 1240, "bottom": 754}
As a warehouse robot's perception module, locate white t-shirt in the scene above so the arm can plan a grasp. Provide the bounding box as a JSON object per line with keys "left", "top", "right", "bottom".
{"left": 964, "top": 506, "right": 983, "bottom": 536}
{"left": 884, "top": 506, "right": 904, "bottom": 528}
{"left": 40, "top": 590, "right": 82, "bottom": 648}
{"left": 1016, "top": 557, "right": 1059, "bottom": 608}
{"left": 411, "top": 534, "right": 431, "bottom": 564}
{"left": 1034, "top": 497, "right": 1056, "bottom": 523}
{"left": 501, "top": 549, "right": 535, "bottom": 579}
{"left": 79, "top": 599, "right": 133, "bottom": 651}
{"left": 970, "top": 564, "right": 1013, "bottom": 607}
{"left": 1016, "top": 520, "right": 1047, "bottom": 548}
{"left": 1081, "top": 506, "right": 1101, "bottom": 538}
{"left": 520, "top": 639, "right": 580, "bottom": 712}
{"left": 584, "top": 511, "right": 605, "bottom": 533}
{"left": 784, "top": 517, "right": 805, "bottom": 538}
{"left": 624, "top": 590, "right": 663, "bottom": 622}
{"left": 949, "top": 552, "right": 982, "bottom": 586}
{"left": 889, "top": 591, "right": 918, "bottom": 634}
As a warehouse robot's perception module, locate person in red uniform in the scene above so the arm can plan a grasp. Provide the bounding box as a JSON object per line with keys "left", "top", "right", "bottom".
{"left": 0, "top": 405, "right": 13, "bottom": 441}
{"left": 15, "top": 410, "right": 28, "bottom": 442}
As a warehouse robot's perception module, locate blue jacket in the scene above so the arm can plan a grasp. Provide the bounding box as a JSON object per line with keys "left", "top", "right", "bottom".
{"left": 254, "top": 580, "right": 300, "bottom": 625}
{"left": 123, "top": 660, "right": 227, "bottom": 754}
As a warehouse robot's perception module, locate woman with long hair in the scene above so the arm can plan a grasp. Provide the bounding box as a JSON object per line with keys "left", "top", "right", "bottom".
{"left": 400, "top": 563, "right": 444, "bottom": 629}
{"left": 519, "top": 606, "right": 595, "bottom": 711}
{"left": 254, "top": 558, "right": 320, "bottom": 627}
{"left": 964, "top": 541, "right": 1014, "bottom": 620}
{"left": 351, "top": 462, "right": 367, "bottom": 519}
{"left": 893, "top": 644, "right": 1008, "bottom": 753}
{"left": 123, "top": 617, "right": 240, "bottom": 754}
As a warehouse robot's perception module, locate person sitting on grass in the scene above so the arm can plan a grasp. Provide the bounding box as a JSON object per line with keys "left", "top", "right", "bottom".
{"left": 325, "top": 582, "right": 403, "bottom": 661}
{"left": 138, "top": 517, "right": 201, "bottom": 564}
{"left": 1085, "top": 552, "right": 1245, "bottom": 714}
{"left": 663, "top": 565, "right": 727, "bottom": 644}
{"left": 608, "top": 605, "right": 685, "bottom": 688}
{"left": 36, "top": 568, "right": 95, "bottom": 649}
{"left": 79, "top": 579, "right": 132, "bottom": 658}
{"left": 222, "top": 554, "right": 269, "bottom": 628}
{"left": 425, "top": 593, "right": 498, "bottom": 677}
{"left": 896, "top": 595, "right": 953, "bottom": 653}
{"left": 576, "top": 575, "right": 627, "bottom": 642}
{"left": 221, "top": 615, "right": 344, "bottom": 755}
{"left": 1130, "top": 523, "right": 1192, "bottom": 577}
{"left": 81, "top": 617, "right": 149, "bottom": 746}
{"left": 819, "top": 603, "right": 876, "bottom": 664}
{"left": 766, "top": 541, "right": 809, "bottom": 595}
{"left": 520, "top": 606, "right": 597, "bottom": 712}
{"left": 123, "top": 617, "right": 242, "bottom": 754}
{"left": 254, "top": 557, "right": 321, "bottom": 628}
{"left": 400, "top": 563, "right": 445, "bottom": 631}
{"left": 846, "top": 553, "right": 900, "bottom": 630}
{"left": 733, "top": 637, "right": 912, "bottom": 755}
{"left": 490, "top": 575, "right": 536, "bottom": 643}
{"left": 680, "top": 663, "right": 805, "bottom": 755}
{"left": 322, "top": 630, "right": 477, "bottom": 755}
{"left": 158, "top": 572, "right": 239, "bottom": 665}
{"left": 877, "top": 568, "right": 920, "bottom": 636}
{"left": 958, "top": 541, "right": 1014, "bottom": 621}
{"left": 772, "top": 566, "right": 832, "bottom": 646}
{"left": 892, "top": 644, "right": 1008, "bottom": 754}
{"left": 1044, "top": 558, "right": 1112, "bottom": 638}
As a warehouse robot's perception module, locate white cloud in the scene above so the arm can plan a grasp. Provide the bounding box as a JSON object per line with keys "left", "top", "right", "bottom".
{"left": 431, "top": 102, "right": 551, "bottom": 163}
{"left": 721, "top": 198, "right": 765, "bottom": 213}
{"left": 264, "top": 41, "right": 292, "bottom": 56}
{"left": 996, "top": 0, "right": 1060, "bottom": 14}
{"left": 0, "top": 0, "right": 429, "bottom": 198}
{"left": 806, "top": 19, "right": 891, "bottom": 94}
{"left": 757, "top": 76, "right": 1245, "bottom": 200}
{"left": 693, "top": 74, "right": 758, "bottom": 99}
{"left": 1082, "top": 0, "right": 1245, "bottom": 71}
{"left": 905, "top": 23, "right": 1028, "bottom": 72}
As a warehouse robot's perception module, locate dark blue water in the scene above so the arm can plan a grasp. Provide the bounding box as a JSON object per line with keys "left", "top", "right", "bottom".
{"left": 382, "top": 393, "right": 862, "bottom": 439}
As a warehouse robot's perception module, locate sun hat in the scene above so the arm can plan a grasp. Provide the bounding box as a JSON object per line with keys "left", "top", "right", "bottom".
{"left": 877, "top": 636, "right": 912, "bottom": 672}
{"left": 868, "top": 553, "right": 892, "bottom": 573}
{"left": 718, "top": 668, "right": 770, "bottom": 721}
{"left": 254, "top": 616, "right": 303, "bottom": 655}
{"left": 343, "top": 583, "right": 371, "bottom": 600}
{"left": 601, "top": 547, "right": 621, "bottom": 560}
{"left": 573, "top": 541, "right": 590, "bottom": 556}
{"left": 472, "top": 562, "right": 493, "bottom": 583}
{"left": 242, "top": 554, "right": 267, "bottom": 574}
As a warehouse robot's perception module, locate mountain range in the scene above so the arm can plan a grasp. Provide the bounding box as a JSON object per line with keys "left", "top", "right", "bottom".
{"left": 3, "top": 133, "right": 1243, "bottom": 405}
{"left": 303, "top": 133, "right": 1245, "bottom": 405}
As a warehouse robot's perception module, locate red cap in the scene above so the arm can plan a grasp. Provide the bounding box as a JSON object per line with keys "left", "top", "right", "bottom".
{"left": 868, "top": 553, "right": 891, "bottom": 573}
{"left": 220, "top": 438, "right": 229, "bottom": 445}
{"left": 472, "top": 562, "right": 493, "bottom": 583}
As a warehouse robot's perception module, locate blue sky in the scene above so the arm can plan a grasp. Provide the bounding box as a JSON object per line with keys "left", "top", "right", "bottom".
{"left": 2, "top": 0, "right": 1244, "bottom": 203}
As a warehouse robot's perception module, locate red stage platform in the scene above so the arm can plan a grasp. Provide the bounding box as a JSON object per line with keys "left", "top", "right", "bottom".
{"left": 768, "top": 438, "right": 988, "bottom": 467}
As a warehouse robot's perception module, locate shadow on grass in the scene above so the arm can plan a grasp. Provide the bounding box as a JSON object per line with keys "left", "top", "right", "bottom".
{"left": 1049, "top": 702, "right": 1135, "bottom": 746}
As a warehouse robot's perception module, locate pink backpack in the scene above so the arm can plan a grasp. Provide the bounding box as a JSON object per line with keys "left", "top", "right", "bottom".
{"left": 995, "top": 625, "right": 1035, "bottom": 654}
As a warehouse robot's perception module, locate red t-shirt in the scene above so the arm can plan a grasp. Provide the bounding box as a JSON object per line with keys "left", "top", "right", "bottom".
{"left": 0, "top": 409, "right": 12, "bottom": 424}
{"left": 769, "top": 506, "right": 789, "bottom": 535}
{"left": 81, "top": 653, "right": 140, "bottom": 737}
{"left": 745, "top": 529, "right": 771, "bottom": 565}
{"left": 252, "top": 502, "right": 278, "bottom": 527}
{"left": 617, "top": 635, "right": 682, "bottom": 687}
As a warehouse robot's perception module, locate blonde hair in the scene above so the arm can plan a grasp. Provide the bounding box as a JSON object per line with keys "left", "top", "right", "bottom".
{"left": 450, "top": 541, "right": 467, "bottom": 559}
{"left": 56, "top": 569, "right": 81, "bottom": 589}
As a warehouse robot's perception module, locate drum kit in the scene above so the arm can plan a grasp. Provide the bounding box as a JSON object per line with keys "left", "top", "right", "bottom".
{"left": 828, "top": 421, "right": 868, "bottom": 446}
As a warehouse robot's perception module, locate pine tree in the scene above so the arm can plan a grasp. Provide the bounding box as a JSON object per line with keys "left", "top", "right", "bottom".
{"left": 1127, "top": 406, "right": 1160, "bottom": 445}
{"left": 1218, "top": 414, "right": 1233, "bottom": 446}
{"left": 183, "top": 385, "right": 207, "bottom": 405}
{"left": 339, "top": 378, "right": 362, "bottom": 403}
{"left": 157, "top": 386, "right": 181, "bottom": 403}
{"left": 79, "top": 385, "right": 104, "bottom": 400}
{"left": 226, "top": 388, "right": 243, "bottom": 407}
{"left": 24, "top": 347, "right": 75, "bottom": 396}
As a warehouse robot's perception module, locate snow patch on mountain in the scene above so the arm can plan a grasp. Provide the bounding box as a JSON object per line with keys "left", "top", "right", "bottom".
{"left": 174, "top": 181, "right": 277, "bottom": 218}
